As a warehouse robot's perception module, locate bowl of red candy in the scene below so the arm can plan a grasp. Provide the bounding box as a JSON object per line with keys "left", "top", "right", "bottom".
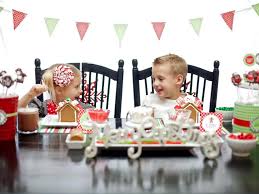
{"left": 87, "top": 109, "right": 110, "bottom": 123}
{"left": 225, "top": 132, "right": 257, "bottom": 157}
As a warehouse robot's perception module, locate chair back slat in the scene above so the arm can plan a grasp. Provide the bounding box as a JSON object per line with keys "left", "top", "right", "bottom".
{"left": 132, "top": 59, "right": 220, "bottom": 112}
{"left": 151, "top": 79, "right": 154, "bottom": 93}
{"left": 202, "top": 79, "right": 206, "bottom": 102}
{"left": 88, "top": 72, "right": 92, "bottom": 104}
{"left": 94, "top": 73, "right": 98, "bottom": 107}
{"left": 100, "top": 75, "right": 105, "bottom": 108}
{"left": 81, "top": 72, "right": 85, "bottom": 103}
{"left": 196, "top": 76, "right": 200, "bottom": 97}
{"left": 144, "top": 79, "right": 148, "bottom": 95}
{"left": 106, "top": 78, "right": 111, "bottom": 110}
{"left": 189, "top": 74, "right": 193, "bottom": 94}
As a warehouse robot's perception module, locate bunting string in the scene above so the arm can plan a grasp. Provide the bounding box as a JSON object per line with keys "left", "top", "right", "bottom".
{"left": 236, "top": 7, "right": 253, "bottom": 13}
{"left": 0, "top": 3, "right": 259, "bottom": 45}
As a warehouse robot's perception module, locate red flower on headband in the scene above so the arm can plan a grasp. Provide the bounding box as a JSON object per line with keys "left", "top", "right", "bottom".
{"left": 53, "top": 64, "right": 75, "bottom": 87}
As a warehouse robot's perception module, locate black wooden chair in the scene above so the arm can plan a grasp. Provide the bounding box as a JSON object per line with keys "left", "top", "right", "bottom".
{"left": 132, "top": 59, "right": 220, "bottom": 112}
{"left": 35, "top": 58, "right": 124, "bottom": 118}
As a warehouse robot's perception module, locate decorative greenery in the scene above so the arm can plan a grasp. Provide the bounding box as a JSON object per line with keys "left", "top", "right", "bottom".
{"left": 216, "top": 107, "right": 234, "bottom": 111}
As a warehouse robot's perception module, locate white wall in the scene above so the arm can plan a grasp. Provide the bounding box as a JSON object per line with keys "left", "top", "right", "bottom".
{"left": 1, "top": 0, "right": 259, "bottom": 117}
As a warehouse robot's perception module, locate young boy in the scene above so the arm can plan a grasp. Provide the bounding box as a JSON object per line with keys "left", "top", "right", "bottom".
{"left": 142, "top": 53, "right": 188, "bottom": 119}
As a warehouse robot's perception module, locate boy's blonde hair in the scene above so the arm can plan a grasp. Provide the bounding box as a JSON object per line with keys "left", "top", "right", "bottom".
{"left": 42, "top": 64, "right": 81, "bottom": 101}
{"left": 153, "top": 53, "right": 187, "bottom": 80}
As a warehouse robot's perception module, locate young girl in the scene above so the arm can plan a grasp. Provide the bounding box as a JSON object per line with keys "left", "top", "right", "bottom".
{"left": 18, "top": 63, "right": 92, "bottom": 117}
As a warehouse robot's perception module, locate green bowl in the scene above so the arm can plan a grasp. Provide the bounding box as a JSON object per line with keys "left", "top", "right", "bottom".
{"left": 215, "top": 107, "right": 234, "bottom": 121}
{"left": 215, "top": 107, "right": 234, "bottom": 111}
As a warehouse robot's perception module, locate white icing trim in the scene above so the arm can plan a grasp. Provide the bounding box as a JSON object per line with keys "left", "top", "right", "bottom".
{"left": 237, "top": 83, "right": 259, "bottom": 90}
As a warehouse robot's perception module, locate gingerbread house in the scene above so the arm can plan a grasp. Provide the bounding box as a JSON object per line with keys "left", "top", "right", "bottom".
{"left": 175, "top": 94, "right": 203, "bottom": 123}
{"left": 70, "top": 128, "right": 84, "bottom": 141}
{"left": 181, "top": 102, "right": 201, "bottom": 123}
{"left": 57, "top": 100, "right": 80, "bottom": 122}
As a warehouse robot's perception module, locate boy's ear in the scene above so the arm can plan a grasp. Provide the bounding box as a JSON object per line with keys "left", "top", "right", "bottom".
{"left": 176, "top": 74, "right": 184, "bottom": 85}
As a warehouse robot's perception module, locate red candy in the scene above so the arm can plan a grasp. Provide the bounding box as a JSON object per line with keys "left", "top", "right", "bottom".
{"left": 231, "top": 73, "right": 242, "bottom": 85}
{"left": 88, "top": 109, "right": 110, "bottom": 123}
{"left": 229, "top": 132, "right": 255, "bottom": 140}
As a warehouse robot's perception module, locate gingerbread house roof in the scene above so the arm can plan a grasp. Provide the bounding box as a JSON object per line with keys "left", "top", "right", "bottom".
{"left": 182, "top": 102, "right": 202, "bottom": 113}
{"left": 56, "top": 100, "right": 81, "bottom": 113}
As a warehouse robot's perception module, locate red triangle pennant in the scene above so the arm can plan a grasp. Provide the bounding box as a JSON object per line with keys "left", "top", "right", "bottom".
{"left": 12, "top": 9, "right": 27, "bottom": 30}
{"left": 152, "top": 22, "right": 166, "bottom": 40}
{"left": 221, "top": 10, "right": 235, "bottom": 30}
{"left": 76, "top": 22, "right": 90, "bottom": 40}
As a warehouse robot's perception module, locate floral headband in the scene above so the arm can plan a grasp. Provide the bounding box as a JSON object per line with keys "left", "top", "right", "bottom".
{"left": 53, "top": 64, "right": 75, "bottom": 87}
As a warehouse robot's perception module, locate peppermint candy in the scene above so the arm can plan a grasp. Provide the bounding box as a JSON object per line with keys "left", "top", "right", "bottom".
{"left": 53, "top": 64, "right": 75, "bottom": 87}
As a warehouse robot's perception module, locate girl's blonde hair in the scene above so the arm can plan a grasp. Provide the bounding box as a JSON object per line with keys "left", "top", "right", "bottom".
{"left": 42, "top": 64, "right": 80, "bottom": 102}
{"left": 153, "top": 53, "right": 188, "bottom": 80}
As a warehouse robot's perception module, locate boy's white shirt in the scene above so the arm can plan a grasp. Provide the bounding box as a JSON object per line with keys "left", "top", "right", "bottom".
{"left": 142, "top": 93, "right": 178, "bottom": 120}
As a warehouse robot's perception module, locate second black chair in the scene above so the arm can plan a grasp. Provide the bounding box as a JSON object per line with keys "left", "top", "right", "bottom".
{"left": 132, "top": 59, "right": 219, "bottom": 112}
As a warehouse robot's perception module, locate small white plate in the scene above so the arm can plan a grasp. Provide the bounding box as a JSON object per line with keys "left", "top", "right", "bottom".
{"left": 17, "top": 129, "right": 38, "bottom": 135}
{"left": 82, "top": 120, "right": 108, "bottom": 128}
{"left": 66, "top": 134, "right": 87, "bottom": 149}
{"left": 40, "top": 115, "right": 78, "bottom": 127}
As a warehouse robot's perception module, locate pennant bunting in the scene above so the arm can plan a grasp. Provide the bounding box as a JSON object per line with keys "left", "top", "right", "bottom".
{"left": 221, "top": 10, "right": 235, "bottom": 30}
{"left": 2, "top": 5, "right": 258, "bottom": 40}
{"left": 76, "top": 22, "right": 90, "bottom": 40}
{"left": 44, "top": 17, "right": 59, "bottom": 36}
{"left": 252, "top": 3, "right": 259, "bottom": 16}
{"left": 190, "top": 17, "right": 203, "bottom": 36}
{"left": 152, "top": 22, "right": 166, "bottom": 40}
{"left": 114, "top": 24, "right": 128, "bottom": 47}
{"left": 12, "top": 9, "right": 27, "bottom": 30}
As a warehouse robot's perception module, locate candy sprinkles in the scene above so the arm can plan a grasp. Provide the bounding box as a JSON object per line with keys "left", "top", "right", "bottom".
{"left": 0, "top": 68, "right": 27, "bottom": 96}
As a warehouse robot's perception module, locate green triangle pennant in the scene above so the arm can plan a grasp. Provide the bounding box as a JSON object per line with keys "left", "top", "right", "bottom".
{"left": 114, "top": 24, "right": 128, "bottom": 47}
{"left": 190, "top": 17, "right": 203, "bottom": 36}
{"left": 44, "top": 17, "right": 59, "bottom": 36}
{"left": 0, "top": 7, "right": 3, "bottom": 13}
{"left": 252, "top": 3, "right": 259, "bottom": 16}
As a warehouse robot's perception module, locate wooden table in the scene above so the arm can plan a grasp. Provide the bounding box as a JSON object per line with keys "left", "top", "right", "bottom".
{"left": 0, "top": 119, "right": 259, "bottom": 194}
